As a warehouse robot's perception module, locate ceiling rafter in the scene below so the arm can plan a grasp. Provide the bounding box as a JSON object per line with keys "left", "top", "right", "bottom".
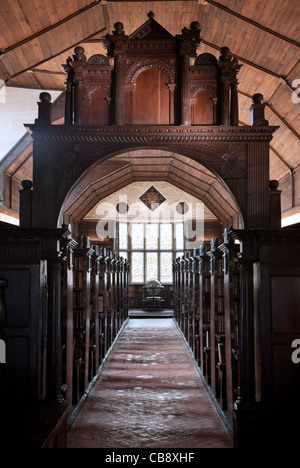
{"left": 3, "top": 28, "right": 106, "bottom": 85}
{"left": 201, "top": 39, "right": 295, "bottom": 91}
{"left": 205, "top": 0, "right": 299, "bottom": 48}
{"left": 0, "top": 1, "right": 100, "bottom": 56}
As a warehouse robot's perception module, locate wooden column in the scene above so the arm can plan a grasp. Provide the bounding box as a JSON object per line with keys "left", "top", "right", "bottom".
{"left": 230, "top": 81, "right": 239, "bottom": 126}
{"left": 167, "top": 83, "right": 176, "bottom": 125}
{"left": 64, "top": 78, "right": 73, "bottom": 125}
{"left": 115, "top": 54, "right": 124, "bottom": 125}
{"left": 211, "top": 97, "right": 219, "bottom": 125}
{"left": 221, "top": 81, "right": 230, "bottom": 125}
{"left": 73, "top": 47, "right": 86, "bottom": 125}
{"left": 180, "top": 54, "right": 190, "bottom": 126}
{"left": 74, "top": 80, "right": 84, "bottom": 125}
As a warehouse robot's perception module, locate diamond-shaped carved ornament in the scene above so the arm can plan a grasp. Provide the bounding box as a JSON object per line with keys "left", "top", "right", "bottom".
{"left": 139, "top": 186, "right": 166, "bottom": 211}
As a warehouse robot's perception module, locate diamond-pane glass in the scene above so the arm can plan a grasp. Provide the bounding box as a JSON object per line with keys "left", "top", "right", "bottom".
{"left": 146, "top": 224, "right": 158, "bottom": 250}
{"left": 160, "top": 252, "right": 173, "bottom": 284}
{"left": 119, "top": 223, "right": 128, "bottom": 250}
{"left": 131, "top": 224, "right": 144, "bottom": 250}
{"left": 146, "top": 252, "right": 158, "bottom": 282}
{"left": 160, "top": 223, "right": 172, "bottom": 250}
{"left": 131, "top": 252, "right": 144, "bottom": 283}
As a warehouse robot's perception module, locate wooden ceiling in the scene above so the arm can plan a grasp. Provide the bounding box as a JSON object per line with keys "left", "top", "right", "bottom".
{"left": 61, "top": 150, "right": 241, "bottom": 226}
{"left": 0, "top": 0, "right": 299, "bottom": 222}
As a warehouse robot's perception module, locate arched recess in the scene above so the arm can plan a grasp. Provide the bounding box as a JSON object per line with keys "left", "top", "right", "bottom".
{"left": 58, "top": 148, "right": 244, "bottom": 234}
{"left": 132, "top": 69, "right": 169, "bottom": 124}
{"left": 193, "top": 89, "right": 214, "bottom": 125}
{"left": 88, "top": 88, "right": 110, "bottom": 126}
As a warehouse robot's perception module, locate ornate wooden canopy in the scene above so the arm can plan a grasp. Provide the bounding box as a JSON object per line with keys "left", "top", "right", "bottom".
{"left": 24, "top": 12, "right": 278, "bottom": 232}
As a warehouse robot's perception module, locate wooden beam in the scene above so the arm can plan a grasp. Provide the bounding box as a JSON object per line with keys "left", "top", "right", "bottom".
{"left": 205, "top": 0, "right": 299, "bottom": 48}
{"left": 0, "top": 1, "right": 101, "bottom": 55}
{"left": 202, "top": 39, "right": 295, "bottom": 91}
{"left": 4, "top": 28, "right": 106, "bottom": 85}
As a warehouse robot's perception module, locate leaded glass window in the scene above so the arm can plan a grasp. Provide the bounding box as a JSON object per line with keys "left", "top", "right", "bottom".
{"left": 131, "top": 223, "right": 144, "bottom": 250}
{"left": 160, "top": 252, "right": 173, "bottom": 284}
{"left": 160, "top": 223, "right": 172, "bottom": 250}
{"left": 119, "top": 222, "right": 184, "bottom": 284}
{"left": 119, "top": 223, "right": 128, "bottom": 250}
{"left": 131, "top": 252, "right": 144, "bottom": 283}
{"left": 146, "top": 252, "right": 158, "bottom": 281}
{"left": 175, "top": 222, "right": 184, "bottom": 250}
{"left": 146, "top": 224, "right": 158, "bottom": 250}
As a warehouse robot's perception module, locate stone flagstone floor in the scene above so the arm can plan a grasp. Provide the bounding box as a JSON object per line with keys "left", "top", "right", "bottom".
{"left": 67, "top": 318, "right": 233, "bottom": 449}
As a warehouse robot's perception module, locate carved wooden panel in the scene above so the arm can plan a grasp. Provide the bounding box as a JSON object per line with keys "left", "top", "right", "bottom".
{"left": 192, "top": 88, "right": 214, "bottom": 125}
{"left": 133, "top": 68, "right": 169, "bottom": 124}
{"left": 88, "top": 88, "right": 110, "bottom": 126}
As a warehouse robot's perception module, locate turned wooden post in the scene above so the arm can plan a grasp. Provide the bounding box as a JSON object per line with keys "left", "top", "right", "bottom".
{"left": 181, "top": 53, "right": 190, "bottom": 126}
{"left": 64, "top": 78, "right": 73, "bottom": 125}
{"left": 230, "top": 81, "right": 239, "bottom": 126}
{"left": 115, "top": 53, "right": 124, "bottom": 125}
{"left": 36, "top": 92, "right": 52, "bottom": 125}
{"left": 250, "top": 93, "right": 268, "bottom": 126}
{"left": 73, "top": 47, "right": 86, "bottom": 125}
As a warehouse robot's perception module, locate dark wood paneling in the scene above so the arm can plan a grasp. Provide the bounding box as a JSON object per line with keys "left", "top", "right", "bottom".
{"left": 133, "top": 69, "right": 169, "bottom": 124}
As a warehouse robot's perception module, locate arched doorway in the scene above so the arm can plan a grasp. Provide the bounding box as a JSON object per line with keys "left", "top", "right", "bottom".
{"left": 58, "top": 148, "right": 243, "bottom": 233}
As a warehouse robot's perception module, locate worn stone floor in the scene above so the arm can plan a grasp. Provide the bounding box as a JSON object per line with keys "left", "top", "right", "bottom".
{"left": 67, "top": 318, "right": 233, "bottom": 449}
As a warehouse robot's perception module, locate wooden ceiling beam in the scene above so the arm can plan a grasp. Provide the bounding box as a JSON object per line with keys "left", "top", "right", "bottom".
{"left": 202, "top": 39, "right": 295, "bottom": 91}
{"left": 3, "top": 28, "right": 106, "bottom": 85}
{"left": 0, "top": 1, "right": 101, "bottom": 56}
{"left": 205, "top": 0, "right": 299, "bottom": 48}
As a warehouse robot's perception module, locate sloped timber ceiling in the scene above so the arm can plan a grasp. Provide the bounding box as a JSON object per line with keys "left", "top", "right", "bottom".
{"left": 0, "top": 0, "right": 299, "bottom": 224}
{"left": 61, "top": 150, "right": 241, "bottom": 228}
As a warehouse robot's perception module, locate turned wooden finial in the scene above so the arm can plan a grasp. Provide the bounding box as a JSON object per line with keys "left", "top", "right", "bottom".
{"left": 36, "top": 92, "right": 52, "bottom": 125}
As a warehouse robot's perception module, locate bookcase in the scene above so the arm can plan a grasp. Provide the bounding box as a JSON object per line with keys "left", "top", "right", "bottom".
{"left": 60, "top": 228, "right": 78, "bottom": 407}
{"left": 197, "top": 245, "right": 211, "bottom": 383}
{"left": 208, "top": 239, "right": 224, "bottom": 397}
{"left": 218, "top": 231, "right": 241, "bottom": 424}
{"left": 98, "top": 247, "right": 106, "bottom": 364}
{"left": 173, "top": 230, "right": 242, "bottom": 437}
{"left": 72, "top": 236, "right": 94, "bottom": 404}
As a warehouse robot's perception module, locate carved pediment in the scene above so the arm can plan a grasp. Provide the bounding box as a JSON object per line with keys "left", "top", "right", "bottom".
{"left": 128, "top": 11, "right": 175, "bottom": 42}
